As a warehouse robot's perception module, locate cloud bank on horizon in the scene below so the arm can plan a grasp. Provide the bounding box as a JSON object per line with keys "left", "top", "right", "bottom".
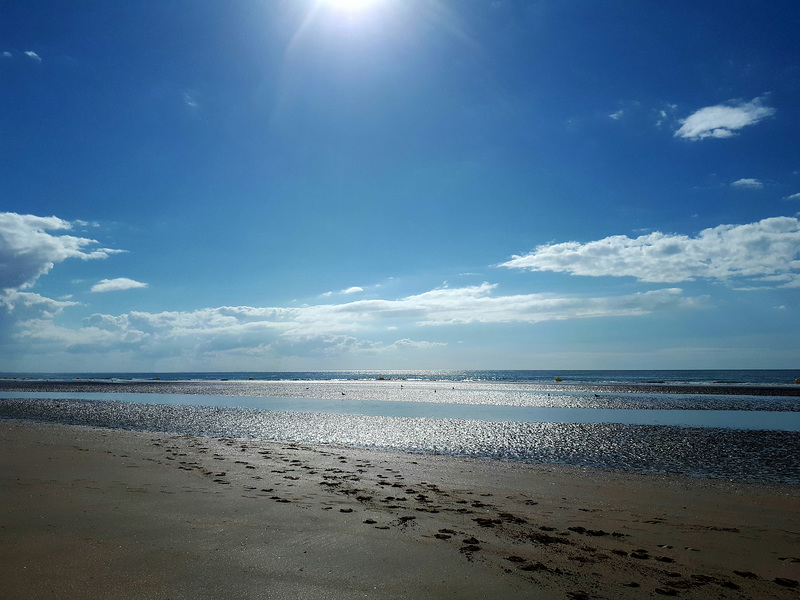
{"left": 2, "top": 209, "right": 796, "bottom": 370}
{"left": 2, "top": 1, "right": 798, "bottom": 371}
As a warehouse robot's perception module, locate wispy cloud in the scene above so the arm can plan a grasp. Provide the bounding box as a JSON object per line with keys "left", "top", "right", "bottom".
{"left": 183, "top": 92, "right": 199, "bottom": 109}
{"left": 323, "top": 285, "right": 364, "bottom": 297}
{"left": 380, "top": 338, "right": 447, "bottom": 352}
{"left": 785, "top": 193, "right": 800, "bottom": 201}
{"left": 24, "top": 51, "right": 41, "bottom": 62}
{"left": 500, "top": 217, "right": 800, "bottom": 287}
{"left": 90, "top": 278, "right": 148, "bottom": 293}
{"left": 7, "top": 283, "right": 700, "bottom": 362}
{"left": 654, "top": 103, "right": 677, "bottom": 128}
{"left": 0, "top": 212, "right": 124, "bottom": 291}
{"left": 674, "top": 97, "right": 775, "bottom": 140}
{"left": 731, "top": 178, "right": 763, "bottom": 189}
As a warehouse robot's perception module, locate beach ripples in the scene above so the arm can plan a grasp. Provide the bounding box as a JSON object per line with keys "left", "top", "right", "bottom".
{"left": 3, "top": 379, "right": 799, "bottom": 411}
{"left": 1, "top": 397, "right": 798, "bottom": 485}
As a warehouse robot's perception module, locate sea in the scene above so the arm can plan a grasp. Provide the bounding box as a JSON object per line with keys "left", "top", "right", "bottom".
{"left": 1, "top": 370, "right": 799, "bottom": 484}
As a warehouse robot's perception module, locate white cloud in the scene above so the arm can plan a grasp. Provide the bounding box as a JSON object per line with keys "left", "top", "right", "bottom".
{"left": 674, "top": 97, "right": 775, "bottom": 140}
{"left": 785, "top": 193, "right": 800, "bottom": 201}
{"left": 609, "top": 109, "right": 624, "bottom": 120}
{"left": 183, "top": 92, "right": 199, "bottom": 109}
{"left": 187, "top": 285, "right": 685, "bottom": 333}
{"left": 731, "top": 178, "right": 763, "bottom": 189}
{"left": 2, "top": 51, "right": 12, "bottom": 58}
{"left": 400, "top": 285, "right": 697, "bottom": 326}
{"left": 0, "top": 290, "right": 77, "bottom": 321}
{"left": 323, "top": 285, "right": 364, "bottom": 297}
{"left": 500, "top": 217, "right": 800, "bottom": 287}
{"left": 0, "top": 212, "right": 124, "bottom": 291}
{"left": 90, "top": 278, "right": 148, "bottom": 293}
{"left": 0, "top": 213, "right": 707, "bottom": 365}
{"left": 380, "top": 338, "right": 447, "bottom": 351}
{"left": 72, "top": 219, "right": 99, "bottom": 228}
{"left": 7, "top": 282, "right": 701, "bottom": 362}
{"left": 12, "top": 318, "right": 150, "bottom": 353}
{"left": 24, "top": 51, "right": 41, "bottom": 62}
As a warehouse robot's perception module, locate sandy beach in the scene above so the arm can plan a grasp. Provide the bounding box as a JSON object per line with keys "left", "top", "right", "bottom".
{"left": 1, "top": 419, "right": 798, "bottom": 599}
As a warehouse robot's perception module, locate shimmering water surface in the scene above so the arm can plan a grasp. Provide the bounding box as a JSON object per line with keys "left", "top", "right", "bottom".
{"left": 3, "top": 391, "right": 800, "bottom": 431}
{"left": 2, "top": 371, "right": 799, "bottom": 484}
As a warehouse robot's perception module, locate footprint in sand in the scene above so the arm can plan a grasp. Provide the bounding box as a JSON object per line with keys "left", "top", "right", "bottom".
{"left": 505, "top": 555, "right": 526, "bottom": 563}
{"left": 733, "top": 570, "right": 758, "bottom": 579}
{"left": 654, "top": 587, "right": 679, "bottom": 596}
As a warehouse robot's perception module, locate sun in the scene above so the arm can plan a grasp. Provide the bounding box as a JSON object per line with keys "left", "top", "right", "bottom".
{"left": 324, "top": 0, "right": 380, "bottom": 11}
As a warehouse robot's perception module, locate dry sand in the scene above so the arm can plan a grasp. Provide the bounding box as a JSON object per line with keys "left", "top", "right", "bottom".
{"left": 1, "top": 419, "right": 798, "bottom": 599}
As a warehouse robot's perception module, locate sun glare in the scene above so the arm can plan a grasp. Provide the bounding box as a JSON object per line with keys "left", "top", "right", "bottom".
{"left": 325, "top": 0, "right": 380, "bottom": 11}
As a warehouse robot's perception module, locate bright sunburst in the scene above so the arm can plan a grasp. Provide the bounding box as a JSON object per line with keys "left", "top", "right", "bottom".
{"left": 324, "top": 0, "right": 380, "bottom": 11}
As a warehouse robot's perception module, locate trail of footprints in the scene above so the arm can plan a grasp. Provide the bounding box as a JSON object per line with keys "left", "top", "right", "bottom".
{"left": 147, "top": 434, "right": 799, "bottom": 598}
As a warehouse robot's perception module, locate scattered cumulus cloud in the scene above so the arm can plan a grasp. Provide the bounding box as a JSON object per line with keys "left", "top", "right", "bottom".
{"left": 0, "top": 212, "right": 702, "bottom": 363}
{"left": 2, "top": 51, "right": 11, "bottom": 58}
{"left": 786, "top": 193, "right": 800, "bottom": 201}
{"left": 731, "top": 178, "right": 763, "bottom": 189}
{"left": 0, "top": 290, "right": 77, "bottom": 321}
{"left": 674, "top": 97, "right": 775, "bottom": 140}
{"left": 609, "top": 109, "right": 624, "bottom": 120}
{"left": 91, "top": 278, "right": 148, "bottom": 293}
{"left": 500, "top": 217, "right": 800, "bottom": 288}
{"left": 0, "top": 212, "right": 755, "bottom": 365}
{"left": 0, "top": 212, "right": 124, "bottom": 291}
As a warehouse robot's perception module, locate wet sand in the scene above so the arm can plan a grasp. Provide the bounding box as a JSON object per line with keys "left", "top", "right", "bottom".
{"left": 1, "top": 420, "right": 798, "bottom": 599}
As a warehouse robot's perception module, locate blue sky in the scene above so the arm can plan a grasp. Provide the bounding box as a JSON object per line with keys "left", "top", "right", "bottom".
{"left": 2, "top": 0, "right": 799, "bottom": 372}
